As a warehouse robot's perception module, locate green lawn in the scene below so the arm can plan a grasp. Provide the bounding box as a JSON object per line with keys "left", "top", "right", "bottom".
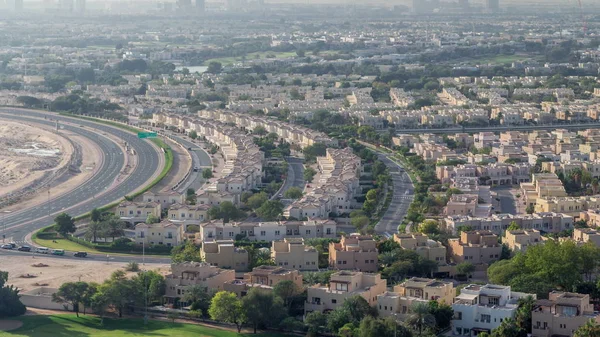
{"left": 0, "top": 315, "right": 288, "bottom": 337}
{"left": 465, "top": 54, "right": 542, "bottom": 65}
{"left": 31, "top": 238, "right": 103, "bottom": 254}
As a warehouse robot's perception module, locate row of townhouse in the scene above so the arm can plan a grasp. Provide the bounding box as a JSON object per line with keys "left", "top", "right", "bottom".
{"left": 284, "top": 147, "right": 362, "bottom": 219}
{"left": 198, "top": 219, "right": 338, "bottom": 242}
{"left": 444, "top": 212, "right": 574, "bottom": 235}
{"left": 436, "top": 163, "right": 531, "bottom": 186}
{"left": 152, "top": 113, "right": 264, "bottom": 205}
{"left": 200, "top": 237, "right": 319, "bottom": 272}
{"left": 196, "top": 109, "right": 338, "bottom": 148}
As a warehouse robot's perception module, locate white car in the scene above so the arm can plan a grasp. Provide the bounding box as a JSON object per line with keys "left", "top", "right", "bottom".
{"left": 35, "top": 247, "right": 49, "bottom": 254}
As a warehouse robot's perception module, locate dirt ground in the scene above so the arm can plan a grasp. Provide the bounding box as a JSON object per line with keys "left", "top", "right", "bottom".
{"left": 1, "top": 255, "right": 170, "bottom": 292}
{"left": 0, "top": 121, "right": 73, "bottom": 196}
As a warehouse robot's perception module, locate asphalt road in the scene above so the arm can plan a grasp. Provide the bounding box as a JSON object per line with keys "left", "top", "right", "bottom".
{"left": 495, "top": 186, "right": 517, "bottom": 214}
{"left": 0, "top": 108, "right": 161, "bottom": 244}
{"left": 0, "top": 248, "right": 169, "bottom": 264}
{"left": 276, "top": 157, "right": 305, "bottom": 204}
{"left": 374, "top": 153, "right": 415, "bottom": 235}
{"left": 165, "top": 133, "right": 212, "bottom": 193}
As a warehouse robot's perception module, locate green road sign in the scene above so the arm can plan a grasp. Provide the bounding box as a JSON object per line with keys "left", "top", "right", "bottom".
{"left": 138, "top": 132, "right": 157, "bottom": 139}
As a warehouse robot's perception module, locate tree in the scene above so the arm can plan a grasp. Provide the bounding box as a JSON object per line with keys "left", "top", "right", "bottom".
{"left": 85, "top": 221, "right": 104, "bottom": 243}
{"left": 242, "top": 288, "right": 286, "bottom": 333}
{"left": 305, "top": 311, "right": 328, "bottom": 335}
{"left": 358, "top": 316, "right": 412, "bottom": 337}
{"left": 351, "top": 216, "right": 370, "bottom": 230}
{"left": 296, "top": 49, "right": 306, "bottom": 57}
{"left": 16, "top": 96, "right": 42, "bottom": 108}
{"left": 167, "top": 311, "right": 180, "bottom": 323}
{"left": 273, "top": 280, "right": 300, "bottom": 313}
{"left": 574, "top": 320, "right": 600, "bottom": 337}
{"left": 491, "top": 318, "right": 521, "bottom": 337}
{"left": 0, "top": 271, "right": 27, "bottom": 318}
{"left": 246, "top": 192, "right": 269, "bottom": 210}
{"left": 406, "top": 302, "right": 436, "bottom": 336}
{"left": 186, "top": 188, "right": 196, "bottom": 205}
{"left": 52, "top": 282, "right": 89, "bottom": 317}
{"left": 456, "top": 262, "right": 475, "bottom": 277}
{"left": 189, "top": 130, "right": 198, "bottom": 139}
{"left": 54, "top": 213, "right": 76, "bottom": 237}
{"left": 284, "top": 187, "right": 303, "bottom": 200}
{"left": 171, "top": 241, "right": 202, "bottom": 263}
{"left": 184, "top": 285, "right": 214, "bottom": 313}
{"left": 90, "top": 208, "right": 102, "bottom": 222}
{"left": 515, "top": 295, "right": 535, "bottom": 335}
{"left": 96, "top": 270, "right": 134, "bottom": 318}
{"left": 256, "top": 200, "right": 284, "bottom": 221}
{"left": 104, "top": 216, "right": 125, "bottom": 241}
{"left": 418, "top": 220, "right": 439, "bottom": 235}
{"left": 208, "top": 201, "right": 246, "bottom": 223}
{"left": 146, "top": 213, "right": 160, "bottom": 224}
{"left": 207, "top": 61, "right": 223, "bottom": 74}
{"left": 507, "top": 221, "right": 521, "bottom": 231}
{"left": 202, "top": 168, "right": 213, "bottom": 180}
{"left": 366, "top": 189, "right": 379, "bottom": 201}
{"left": 304, "top": 167, "right": 317, "bottom": 183}
{"left": 253, "top": 126, "right": 268, "bottom": 136}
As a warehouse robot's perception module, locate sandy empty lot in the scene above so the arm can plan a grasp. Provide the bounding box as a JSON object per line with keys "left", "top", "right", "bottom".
{"left": 0, "top": 121, "right": 72, "bottom": 196}
{"left": 1, "top": 255, "right": 170, "bottom": 292}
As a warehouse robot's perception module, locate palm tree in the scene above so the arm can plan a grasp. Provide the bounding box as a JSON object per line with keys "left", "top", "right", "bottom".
{"left": 406, "top": 302, "right": 436, "bottom": 336}
{"left": 85, "top": 221, "right": 104, "bottom": 243}
{"left": 592, "top": 178, "right": 599, "bottom": 195}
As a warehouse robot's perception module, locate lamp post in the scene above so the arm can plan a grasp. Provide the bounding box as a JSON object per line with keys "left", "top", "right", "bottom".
{"left": 2, "top": 210, "right": 12, "bottom": 243}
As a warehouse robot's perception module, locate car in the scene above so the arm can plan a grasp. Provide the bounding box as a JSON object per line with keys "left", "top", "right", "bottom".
{"left": 1, "top": 244, "right": 12, "bottom": 249}
{"left": 8, "top": 242, "right": 16, "bottom": 248}
{"left": 188, "top": 147, "right": 192, "bottom": 150}
{"left": 74, "top": 251, "right": 88, "bottom": 258}
{"left": 35, "top": 247, "right": 50, "bottom": 254}
{"left": 17, "top": 246, "right": 31, "bottom": 252}
{"left": 51, "top": 249, "right": 65, "bottom": 256}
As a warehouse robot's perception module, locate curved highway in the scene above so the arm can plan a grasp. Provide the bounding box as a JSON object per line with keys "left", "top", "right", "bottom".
{"left": 0, "top": 108, "right": 161, "bottom": 244}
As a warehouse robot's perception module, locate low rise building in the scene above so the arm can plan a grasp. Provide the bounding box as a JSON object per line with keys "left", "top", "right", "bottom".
{"left": 393, "top": 233, "right": 447, "bottom": 265}
{"left": 200, "top": 239, "right": 249, "bottom": 271}
{"left": 532, "top": 292, "right": 600, "bottom": 337}
{"left": 134, "top": 221, "right": 181, "bottom": 247}
{"left": 271, "top": 238, "right": 319, "bottom": 271}
{"left": 244, "top": 266, "right": 303, "bottom": 289}
{"left": 452, "top": 284, "right": 535, "bottom": 336}
{"left": 378, "top": 277, "right": 455, "bottom": 320}
{"left": 116, "top": 201, "right": 162, "bottom": 226}
{"left": 329, "top": 234, "right": 378, "bottom": 272}
{"left": 164, "top": 262, "right": 235, "bottom": 305}
{"left": 572, "top": 227, "right": 600, "bottom": 246}
{"left": 447, "top": 231, "right": 501, "bottom": 265}
{"left": 305, "top": 271, "right": 387, "bottom": 313}
{"left": 502, "top": 229, "right": 543, "bottom": 252}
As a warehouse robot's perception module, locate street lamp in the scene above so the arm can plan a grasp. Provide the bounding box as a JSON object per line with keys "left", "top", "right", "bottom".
{"left": 2, "top": 210, "right": 12, "bottom": 243}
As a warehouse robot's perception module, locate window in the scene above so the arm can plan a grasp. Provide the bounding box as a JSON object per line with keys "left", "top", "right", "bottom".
{"left": 488, "top": 297, "right": 500, "bottom": 305}
{"left": 332, "top": 299, "right": 337, "bottom": 304}
{"left": 260, "top": 231, "right": 266, "bottom": 236}
{"left": 335, "top": 283, "right": 348, "bottom": 291}
{"left": 481, "top": 314, "right": 491, "bottom": 323}
{"left": 275, "top": 230, "right": 280, "bottom": 236}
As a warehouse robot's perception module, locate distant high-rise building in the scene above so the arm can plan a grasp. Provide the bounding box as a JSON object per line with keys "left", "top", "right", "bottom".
{"left": 75, "top": 0, "right": 84, "bottom": 13}
{"left": 13, "top": 0, "right": 23, "bottom": 10}
{"left": 486, "top": 0, "right": 499, "bottom": 11}
{"left": 59, "top": 0, "right": 73, "bottom": 11}
{"left": 177, "top": 0, "right": 191, "bottom": 10}
{"left": 194, "top": 0, "right": 205, "bottom": 12}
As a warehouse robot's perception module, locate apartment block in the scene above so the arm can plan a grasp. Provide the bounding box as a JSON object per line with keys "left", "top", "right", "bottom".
{"left": 164, "top": 262, "right": 235, "bottom": 305}
{"left": 444, "top": 212, "right": 573, "bottom": 235}
{"left": 393, "top": 233, "right": 447, "bottom": 265}
{"left": 452, "top": 284, "right": 535, "bottom": 336}
{"left": 532, "top": 292, "right": 600, "bottom": 337}
{"left": 199, "top": 219, "right": 337, "bottom": 242}
{"left": 502, "top": 229, "right": 543, "bottom": 252}
{"left": 329, "top": 234, "right": 378, "bottom": 272}
{"left": 271, "top": 238, "right": 318, "bottom": 271}
{"left": 305, "top": 271, "right": 387, "bottom": 313}
{"left": 378, "top": 277, "right": 454, "bottom": 320}
{"left": 200, "top": 239, "right": 249, "bottom": 271}
{"left": 447, "top": 231, "right": 501, "bottom": 265}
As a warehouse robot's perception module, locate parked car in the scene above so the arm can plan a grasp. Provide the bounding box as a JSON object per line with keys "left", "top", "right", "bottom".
{"left": 18, "top": 246, "right": 31, "bottom": 252}
{"left": 35, "top": 247, "right": 49, "bottom": 254}
{"left": 1, "top": 244, "right": 12, "bottom": 249}
{"left": 73, "top": 251, "right": 88, "bottom": 258}
{"left": 51, "top": 249, "right": 65, "bottom": 256}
